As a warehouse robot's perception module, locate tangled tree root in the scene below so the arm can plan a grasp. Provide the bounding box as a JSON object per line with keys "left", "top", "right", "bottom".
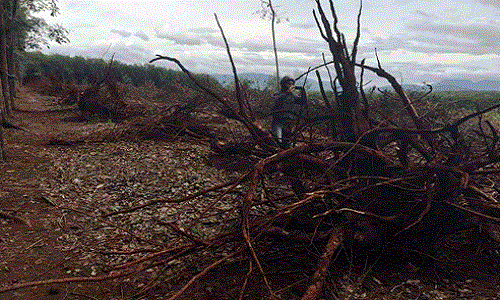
{"left": 4, "top": 1, "right": 500, "bottom": 299}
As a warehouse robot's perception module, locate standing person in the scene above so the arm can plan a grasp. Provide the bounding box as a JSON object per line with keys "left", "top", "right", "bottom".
{"left": 271, "top": 76, "right": 307, "bottom": 148}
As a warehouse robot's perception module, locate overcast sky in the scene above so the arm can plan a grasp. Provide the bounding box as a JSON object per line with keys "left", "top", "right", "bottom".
{"left": 39, "top": 0, "right": 500, "bottom": 86}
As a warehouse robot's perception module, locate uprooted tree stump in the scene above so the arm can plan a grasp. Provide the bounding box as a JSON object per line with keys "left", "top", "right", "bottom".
{"left": 78, "top": 75, "right": 127, "bottom": 120}
{"left": 3, "top": 0, "right": 500, "bottom": 299}
{"left": 143, "top": 1, "right": 500, "bottom": 297}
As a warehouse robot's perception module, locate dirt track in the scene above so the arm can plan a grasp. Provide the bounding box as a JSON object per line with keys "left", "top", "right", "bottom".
{"left": 0, "top": 87, "right": 232, "bottom": 299}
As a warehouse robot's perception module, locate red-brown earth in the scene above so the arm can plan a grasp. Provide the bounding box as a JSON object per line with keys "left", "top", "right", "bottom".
{"left": 1, "top": 86, "right": 499, "bottom": 299}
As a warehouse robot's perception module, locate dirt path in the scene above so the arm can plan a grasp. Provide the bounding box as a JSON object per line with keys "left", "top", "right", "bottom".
{"left": 0, "top": 87, "right": 230, "bottom": 299}
{"left": 0, "top": 88, "right": 104, "bottom": 299}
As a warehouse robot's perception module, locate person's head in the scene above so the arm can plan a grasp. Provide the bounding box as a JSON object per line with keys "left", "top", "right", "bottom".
{"left": 280, "top": 76, "right": 295, "bottom": 92}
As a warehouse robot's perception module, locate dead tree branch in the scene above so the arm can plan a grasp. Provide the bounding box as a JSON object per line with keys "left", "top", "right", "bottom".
{"left": 355, "top": 62, "right": 423, "bottom": 130}
{"left": 301, "top": 227, "right": 343, "bottom": 300}
{"left": 313, "top": 0, "right": 369, "bottom": 142}
{"left": 150, "top": 55, "right": 278, "bottom": 150}
{"left": 214, "top": 13, "right": 246, "bottom": 118}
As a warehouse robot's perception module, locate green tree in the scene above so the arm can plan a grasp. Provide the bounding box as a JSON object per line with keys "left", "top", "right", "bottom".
{"left": 4, "top": 0, "right": 69, "bottom": 112}
{"left": 0, "top": 0, "right": 68, "bottom": 160}
{"left": 13, "top": 0, "right": 69, "bottom": 50}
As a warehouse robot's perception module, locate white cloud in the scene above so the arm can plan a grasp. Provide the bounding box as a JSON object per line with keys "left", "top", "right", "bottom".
{"left": 189, "top": 27, "right": 218, "bottom": 34}
{"left": 37, "top": 0, "right": 500, "bottom": 85}
{"left": 111, "top": 29, "right": 132, "bottom": 38}
{"left": 476, "top": 0, "right": 500, "bottom": 8}
{"left": 290, "top": 22, "right": 316, "bottom": 30}
{"left": 154, "top": 23, "right": 220, "bottom": 46}
{"left": 414, "top": 10, "right": 435, "bottom": 18}
{"left": 366, "top": 19, "right": 500, "bottom": 57}
{"left": 134, "top": 31, "right": 149, "bottom": 41}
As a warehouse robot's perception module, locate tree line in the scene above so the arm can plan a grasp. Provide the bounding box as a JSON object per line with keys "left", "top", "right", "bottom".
{"left": 20, "top": 51, "right": 222, "bottom": 91}
{"left": 0, "top": 0, "right": 69, "bottom": 159}
{"left": 1, "top": 0, "right": 68, "bottom": 115}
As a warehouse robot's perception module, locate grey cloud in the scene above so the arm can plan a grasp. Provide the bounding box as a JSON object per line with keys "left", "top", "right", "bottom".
{"left": 414, "top": 10, "right": 435, "bottom": 18}
{"left": 367, "top": 20, "right": 500, "bottom": 56}
{"left": 169, "top": 36, "right": 203, "bottom": 46}
{"left": 363, "top": 36, "right": 409, "bottom": 52}
{"left": 207, "top": 54, "right": 319, "bottom": 76}
{"left": 155, "top": 30, "right": 203, "bottom": 46}
{"left": 189, "top": 27, "right": 218, "bottom": 34}
{"left": 290, "top": 22, "right": 316, "bottom": 30}
{"left": 112, "top": 44, "right": 153, "bottom": 64}
{"left": 111, "top": 29, "right": 132, "bottom": 38}
{"left": 72, "top": 22, "right": 98, "bottom": 29}
{"left": 385, "top": 61, "right": 486, "bottom": 74}
{"left": 352, "top": 60, "right": 491, "bottom": 87}
{"left": 227, "top": 36, "right": 326, "bottom": 56}
{"left": 134, "top": 31, "right": 149, "bottom": 41}
{"left": 409, "top": 21, "right": 500, "bottom": 41}
{"left": 476, "top": 0, "right": 500, "bottom": 8}
{"left": 154, "top": 22, "right": 328, "bottom": 56}
{"left": 154, "top": 22, "right": 328, "bottom": 55}
{"left": 408, "top": 21, "right": 500, "bottom": 54}
{"left": 155, "top": 27, "right": 220, "bottom": 46}
{"left": 154, "top": 43, "right": 322, "bottom": 76}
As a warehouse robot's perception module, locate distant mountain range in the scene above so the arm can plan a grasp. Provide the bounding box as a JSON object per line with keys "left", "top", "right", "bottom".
{"left": 431, "top": 79, "right": 500, "bottom": 91}
{"left": 212, "top": 73, "right": 273, "bottom": 90}
{"left": 211, "top": 73, "right": 335, "bottom": 91}
{"left": 212, "top": 73, "right": 500, "bottom": 92}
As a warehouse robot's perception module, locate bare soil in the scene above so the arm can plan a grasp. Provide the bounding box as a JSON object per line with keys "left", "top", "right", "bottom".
{"left": 1, "top": 87, "right": 500, "bottom": 299}
{"left": 0, "top": 87, "right": 233, "bottom": 299}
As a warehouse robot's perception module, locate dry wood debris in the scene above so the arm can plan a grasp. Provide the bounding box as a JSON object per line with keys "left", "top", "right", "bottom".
{"left": 2, "top": 1, "right": 500, "bottom": 299}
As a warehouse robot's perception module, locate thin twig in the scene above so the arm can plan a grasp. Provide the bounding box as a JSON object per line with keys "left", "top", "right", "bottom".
{"left": 0, "top": 211, "right": 31, "bottom": 227}
{"left": 103, "top": 180, "right": 238, "bottom": 217}
{"left": 394, "top": 194, "right": 433, "bottom": 237}
{"left": 237, "top": 260, "right": 253, "bottom": 300}
{"left": 241, "top": 169, "right": 275, "bottom": 297}
{"left": 166, "top": 251, "right": 241, "bottom": 300}
{"left": 0, "top": 266, "right": 144, "bottom": 294}
{"left": 445, "top": 201, "right": 500, "bottom": 223}
{"left": 25, "top": 238, "right": 44, "bottom": 250}
{"left": 69, "top": 292, "right": 100, "bottom": 300}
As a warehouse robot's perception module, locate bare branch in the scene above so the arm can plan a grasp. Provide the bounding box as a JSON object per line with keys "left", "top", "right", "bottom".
{"left": 0, "top": 267, "right": 144, "bottom": 294}
{"left": 312, "top": 9, "right": 327, "bottom": 40}
{"left": 355, "top": 62, "right": 423, "bottom": 130}
{"left": 214, "top": 13, "right": 245, "bottom": 117}
{"left": 167, "top": 251, "right": 242, "bottom": 300}
{"left": 351, "top": 0, "right": 363, "bottom": 64}
{"left": 328, "top": 0, "right": 342, "bottom": 42}
{"left": 300, "top": 227, "right": 343, "bottom": 300}
{"left": 149, "top": 55, "right": 278, "bottom": 149}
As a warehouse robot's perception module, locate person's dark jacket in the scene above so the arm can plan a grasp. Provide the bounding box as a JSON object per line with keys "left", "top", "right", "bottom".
{"left": 272, "top": 88, "right": 306, "bottom": 122}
